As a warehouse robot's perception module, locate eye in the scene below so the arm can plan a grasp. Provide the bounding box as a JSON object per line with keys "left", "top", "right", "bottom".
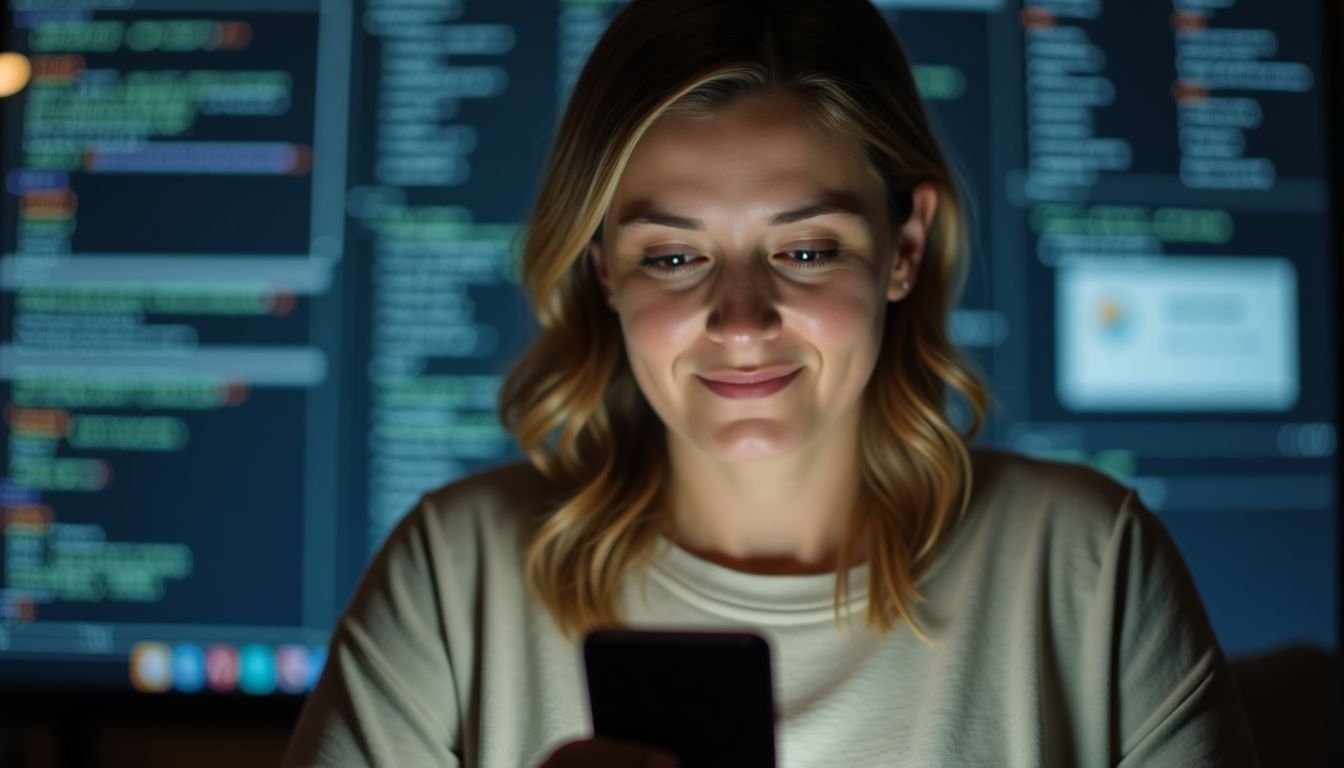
{"left": 779, "top": 247, "right": 841, "bottom": 269}
{"left": 639, "top": 252, "right": 702, "bottom": 275}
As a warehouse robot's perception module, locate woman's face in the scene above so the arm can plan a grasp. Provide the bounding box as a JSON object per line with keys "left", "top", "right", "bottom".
{"left": 591, "top": 92, "right": 927, "bottom": 463}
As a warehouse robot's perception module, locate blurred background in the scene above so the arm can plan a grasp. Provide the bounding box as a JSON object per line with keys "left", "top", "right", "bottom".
{"left": 0, "top": 0, "right": 1338, "bottom": 765}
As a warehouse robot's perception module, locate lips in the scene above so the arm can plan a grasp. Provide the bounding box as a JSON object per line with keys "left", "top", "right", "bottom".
{"left": 696, "top": 366, "right": 801, "bottom": 399}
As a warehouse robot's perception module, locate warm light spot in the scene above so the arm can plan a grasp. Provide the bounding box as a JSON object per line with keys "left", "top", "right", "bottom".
{"left": 0, "top": 52, "right": 32, "bottom": 98}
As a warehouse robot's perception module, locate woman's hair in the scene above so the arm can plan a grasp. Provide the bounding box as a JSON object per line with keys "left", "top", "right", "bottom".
{"left": 500, "top": 0, "right": 989, "bottom": 639}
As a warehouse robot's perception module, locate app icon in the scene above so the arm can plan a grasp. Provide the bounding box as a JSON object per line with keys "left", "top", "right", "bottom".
{"left": 308, "top": 645, "right": 327, "bottom": 690}
{"left": 275, "top": 645, "right": 310, "bottom": 694}
{"left": 172, "top": 643, "right": 206, "bottom": 693}
{"left": 130, "top": 642, "right": 172, "bottom": 693}
{"left": 206, "top": 644, "right": 239, "bottom": 692}
{"left": 239, "top": 643, "right": 276, "bottom": 695}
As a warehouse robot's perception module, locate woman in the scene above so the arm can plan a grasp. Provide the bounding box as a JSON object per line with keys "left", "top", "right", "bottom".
{"left": 285, "top": 0, "right": 1256, "bottom": 765}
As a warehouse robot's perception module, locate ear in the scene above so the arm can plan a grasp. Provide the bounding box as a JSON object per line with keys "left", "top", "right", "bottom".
{"left": 589, "top": 240, "right": 616, "bottom": 310}
{"left": 886, "top": 180, "right": 939, "bottom": 302}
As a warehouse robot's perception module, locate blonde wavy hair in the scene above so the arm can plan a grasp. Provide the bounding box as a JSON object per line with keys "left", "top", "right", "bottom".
{"left": 500, "top": 0, "right": 989, "bottom": 639}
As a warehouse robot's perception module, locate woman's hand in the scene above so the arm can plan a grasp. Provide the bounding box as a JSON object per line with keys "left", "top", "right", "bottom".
{"left": 539, "top": 737, "right": 680, "bottom": 767}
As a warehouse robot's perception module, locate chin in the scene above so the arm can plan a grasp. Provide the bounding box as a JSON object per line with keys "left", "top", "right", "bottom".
{"left": 699, "top": 419, "right": 803, "bottom": 463}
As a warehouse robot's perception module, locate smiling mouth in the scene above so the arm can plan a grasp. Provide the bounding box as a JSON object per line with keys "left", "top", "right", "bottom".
{"left": 696, "top": 367, "right": 802, "bottom": 399}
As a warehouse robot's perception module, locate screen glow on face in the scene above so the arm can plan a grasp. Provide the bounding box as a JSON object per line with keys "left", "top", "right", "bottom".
{"left": 592, "top": 93, "right": 907, "bottom": 464}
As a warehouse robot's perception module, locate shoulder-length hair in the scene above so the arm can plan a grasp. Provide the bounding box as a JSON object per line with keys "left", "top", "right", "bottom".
{"left": 500, "top": 0, "right": 989, "bottom": 639}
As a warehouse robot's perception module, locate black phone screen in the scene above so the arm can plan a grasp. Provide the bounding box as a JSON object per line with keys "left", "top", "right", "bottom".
{"left": 583, "top": 628, "right": 778, "bottom": 768}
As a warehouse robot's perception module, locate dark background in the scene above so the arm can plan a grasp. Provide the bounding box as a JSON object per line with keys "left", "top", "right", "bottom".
{"left": 0, "top": 0, "right": 1339, "bottom": 765}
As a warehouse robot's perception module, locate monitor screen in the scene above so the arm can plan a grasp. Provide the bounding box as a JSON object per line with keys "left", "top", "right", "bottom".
{"left": 0, "top": 0, "right": 1336, "bottom": 697}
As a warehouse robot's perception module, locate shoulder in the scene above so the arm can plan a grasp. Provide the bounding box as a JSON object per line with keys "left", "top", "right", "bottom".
{"left": 969, "top": 446, "right": 1134, "bottom": 521}
{"left": 420, "top": 460, "right": 562, "bottom": 524}
{"left": 953, "top": 450, "right": 1244, "bottom": 761}
{"left": 371, "top": 460, "right": 563, "bottom": 583}
{"left": 403, "top": 460, "right": 564, "bottom": 548}
{"left": 931, "top": 447, "right": 1154, "bottom": 591}
{"left": 966, "top": 446, "right": 1141, "bottom": 552}
{"left": 958, "top": 447, "right": 1197, "bottom": 622}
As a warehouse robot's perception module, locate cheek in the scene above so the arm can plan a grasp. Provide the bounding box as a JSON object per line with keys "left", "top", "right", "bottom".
{"left": 616, "top": 286, "right": 704, "bottom": 369}
{"left": 788, "top": 279, "right": 885, "bottom": 348}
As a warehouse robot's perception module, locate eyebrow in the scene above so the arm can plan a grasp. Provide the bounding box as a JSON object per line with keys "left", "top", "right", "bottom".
{"left": 615, "top": 191, "right": 868, "bottom": 231}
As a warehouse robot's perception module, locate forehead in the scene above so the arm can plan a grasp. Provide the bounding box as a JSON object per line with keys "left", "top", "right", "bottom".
{"left": 612, "top": 93, "right": 887, "bottom": 219}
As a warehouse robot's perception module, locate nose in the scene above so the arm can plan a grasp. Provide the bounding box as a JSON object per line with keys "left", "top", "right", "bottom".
{"left": 705, "top": 258, "right": 782, "bottom": 347}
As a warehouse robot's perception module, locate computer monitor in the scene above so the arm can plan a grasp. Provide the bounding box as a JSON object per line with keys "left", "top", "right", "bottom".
{"left": 0, "top": 0, "right": 1336, "bottom": 699}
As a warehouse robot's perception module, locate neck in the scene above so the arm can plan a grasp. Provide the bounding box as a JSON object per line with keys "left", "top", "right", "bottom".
{"left": 664, "top": 412, "right": 863, "bottom": 575}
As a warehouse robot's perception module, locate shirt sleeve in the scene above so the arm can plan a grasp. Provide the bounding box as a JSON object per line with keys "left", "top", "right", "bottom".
{"left": 283, "top": 497, "right": 462, "bottom": 767}
{"left": 1105, "top": 491, "right": 1259, "bottom": 767}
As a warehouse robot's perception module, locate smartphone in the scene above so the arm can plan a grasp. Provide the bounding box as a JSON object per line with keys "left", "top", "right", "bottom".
{"left": 583, "top": 628, "right": 777, "bottom": 768}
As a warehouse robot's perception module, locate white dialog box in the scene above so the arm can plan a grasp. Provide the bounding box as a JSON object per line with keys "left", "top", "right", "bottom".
{"left": 1056, "top": 256, "right": 1298, "bottom": 411}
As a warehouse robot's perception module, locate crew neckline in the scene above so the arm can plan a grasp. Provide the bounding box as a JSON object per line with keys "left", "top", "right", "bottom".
{"left": 642, "top": 483, "right": 986, "bottom": 625}
{"left": 645, "top": 534, "right": 872, "bottom": 625}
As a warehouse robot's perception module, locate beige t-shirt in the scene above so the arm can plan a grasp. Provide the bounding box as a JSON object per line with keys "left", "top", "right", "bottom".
{"left": 284, "top": 448, "right": 1258, "bottom": 767}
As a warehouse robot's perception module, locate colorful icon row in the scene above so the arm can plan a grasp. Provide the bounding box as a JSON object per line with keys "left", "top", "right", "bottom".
{"left": 130, "top": 641, "right": 326, "bottom": 695}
